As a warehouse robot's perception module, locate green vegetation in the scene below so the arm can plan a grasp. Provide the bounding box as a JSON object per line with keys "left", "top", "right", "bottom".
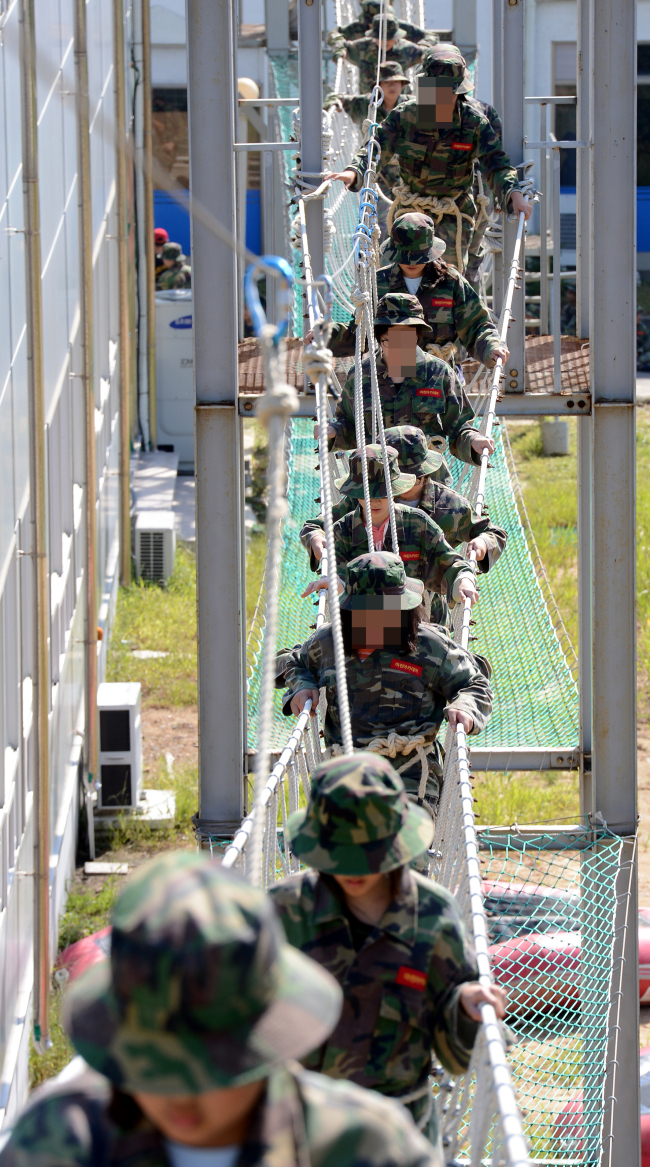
{"left": 473, "top": 769, "right": 580, "bottom": 826}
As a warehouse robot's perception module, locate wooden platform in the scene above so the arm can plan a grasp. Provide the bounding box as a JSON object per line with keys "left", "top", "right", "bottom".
{"left": 238, "top": 334, "right": 590, "bottom": 395}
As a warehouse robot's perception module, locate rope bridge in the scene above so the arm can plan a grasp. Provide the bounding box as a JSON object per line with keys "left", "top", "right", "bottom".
{"left": 226, "top": 12, "right": 630, "bottom": 1165}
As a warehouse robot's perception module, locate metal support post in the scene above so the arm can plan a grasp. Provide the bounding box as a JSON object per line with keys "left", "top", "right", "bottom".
{"left": 133, "top": 0, "right": 149, "bottom": 447}
{"left": 113, "top": 0, "right": 131, "bottom": 586}
{"left": 74, "top": 0, "right": 98, "bottom": 852}
{"left": 265, "top": 0, "right": 290, "bottom": 51}
{"left": 538, "top": 104, "right": 549, "bottom": 335}
{"left": 590, "top": 0, "right": 639, "bottom": 1163}
{"left": 453, "top": 0, "right": 476, "bottom": 59}
{"left": 501, "top": 0, "right": 525, "bottom": 392}
{"left": 577, "top": 414, "right": 593, "bottom": 815}
{"left": 19, "top": 0, "right": 51, "bottom": 1052}
{"left": 187, "top": 0, "right": 245, "bottom": 835}
{"left": 491, "top": 0, "right": 504, "bottom": 316}
{"left": 576, "top": 0, "right": 591, "bottom": 338}
{"left": 298, "top": 0, "right": 324, "bottom": 333}
{"left": 141, "top": 0, "right": 156, "bottom": 448}
{"left": 551, "top": 144, "right": 561, "bottom": 390}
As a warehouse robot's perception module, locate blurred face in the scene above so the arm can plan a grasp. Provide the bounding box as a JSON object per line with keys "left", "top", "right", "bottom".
{"left": 379, "top": 79, "right": 404, "bottom": 111}
{"left": 360, "top": 497, "right": 390, "bottom": 526}
{"left": 350, "top": 606, "right": 405, "bottom": 649}
{"left": 133, "top": 1079, "right": 266, "bottom": 1147}
{"left": 374, "top": 36, "right": 395, "bottom": 49}
{"left": 163, "top": 257, "right": 175, "bottom": 268}
{"left": 333, "top": 873, "right": 387, "bottom": 898}
{"left": 417, "top": 77, "right": 457, "bottom": 128}
{"left": 399, "top": 262, "right": 427, "bottom": 278}
{"left": 380, "top": 325, "right": 418, "bottom": 379}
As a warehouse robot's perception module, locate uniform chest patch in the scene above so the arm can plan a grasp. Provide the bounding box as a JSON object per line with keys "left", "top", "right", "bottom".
{"left": 389, "top": 659, "right": 423, "bottom": 677}
{"left": 400, "top": 551, "right": 420, "bottom": 562}
{"left": 416, "top": 387, "right": 443, "bottom": 398}
{"left": 431, "top": 297, "right": 453, "bottom": 308}
{"left": 451, "top": 141, "right": 473, "bottom": 151}
{"left": 396, "top": 965, "right": 427, "bottom": 991}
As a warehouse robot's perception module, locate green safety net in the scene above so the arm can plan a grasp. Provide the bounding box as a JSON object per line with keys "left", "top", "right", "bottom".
{"left": 246, "top": 420, "right": 579, "bottom": 751}
{"left": 473, "top": 830, "right": 625, "bottom": 1163}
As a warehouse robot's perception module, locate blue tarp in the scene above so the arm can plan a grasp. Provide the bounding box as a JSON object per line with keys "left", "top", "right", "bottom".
{"left": 154, "top": 189, "right": 191, "bottom": 256}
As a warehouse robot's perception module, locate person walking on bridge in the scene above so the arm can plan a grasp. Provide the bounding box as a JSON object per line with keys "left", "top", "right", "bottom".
{"left": 269, "top": 754, "right": 506, "bottom": 1153}
{"left": 282, "top": 551, "right": 492, "bottom": 807}
{"left": 0, "top": 852, "right": 439, "bottom": 1167}
{"left": 326, "top": 44, "right": 531, "bottom": 274}
{"left": 319, "top": 293, "right": 494, "bottom": 480}
{"left": 301, "top": 445, "right": 478, "bottom": 627}
{"left": 335, "top": 16, "right": 425, "bottom": 94}
{"left": 328, "top": 0, "right": 438, "bottom": 55}
{"left": 324, "top": 214, "right": 507, "bottom": 372}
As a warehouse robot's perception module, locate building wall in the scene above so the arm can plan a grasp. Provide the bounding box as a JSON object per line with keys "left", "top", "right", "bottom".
{"left": 0, "top": 0, "right": 127, "bottom": 1125}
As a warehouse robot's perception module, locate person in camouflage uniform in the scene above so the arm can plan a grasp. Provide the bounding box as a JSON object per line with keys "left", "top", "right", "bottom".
{"left": 327, "top": 44, "right": 531, "bottom": 273}
{"left": 0, "top": 852, "right": 438, "bottom": 1167}
{"left": 321, "top": 293, "right": 495, "bottom": 478}
{"left": 301, "top": 445, "right": 478, "bottom": 626}
{"left": 326, "top": 214, "right": 506, "bottom": 370}
{"left": 463, "top": 95, "right": 503, "bottom": 288}
{"left": 283, "top": 552, "right": 493, "bottom": 803}
{"left": 324, "top": 62, "right": 410, "bottom": 241}
{"left": 157, "top": 241, "right": 192, "bottom": 290}
{"left": 269, "top": 755, "right": 506, "bottom": 1147}
{"left": 337, "top": 16, "right": 425, "bottom": 94}
{"left": 301, "top": 428, "right": 506, "bottom": 632}
{"left": 327, "top": 0, "right": 439, "bottom": 53}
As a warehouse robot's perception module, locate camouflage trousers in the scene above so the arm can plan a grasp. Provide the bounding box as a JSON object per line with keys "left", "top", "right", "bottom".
{"left": 407, "top": 1085, "right": 442, "bottom": 1153}
{"left": 388, "top": 179, "right": 476, "bottom": 274}
{"left": 465, "top": 171, "right": 492, "bottom": 290}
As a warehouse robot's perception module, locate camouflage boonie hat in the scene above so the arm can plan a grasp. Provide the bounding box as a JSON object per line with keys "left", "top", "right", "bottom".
{"left": 384, "top": 425, "right": 444, "bottom": 477}
{"left": 419, "top": 43, "right": 472, "bottom": 94}
{"left": 339, "top": 551, "right": 424, "bottom": 611}
{"left": 375, "top": 292, "right": 432, "bottom": 331}
{"left": 361, "top": 0, "right": 397, "bottom": 15}
{"left": 378, "top": 60, "right": 409, "bottom": 84}
{"left": 372, "top": 13, "right": 400, "bottom": 37}
{"left": 64, "top": 852, "right": 342, "bottom": 1094}
{"left": 390, "top": 211, "right": 446, "bottom": 264}
{"left": 287, "top": 753, "right": 434, "bottom": 875}
{"left": 335, "top": 443, "right": 416, "bottom": 499}
{"left": 162, "top": 241, "right": 184, "bottom": 262}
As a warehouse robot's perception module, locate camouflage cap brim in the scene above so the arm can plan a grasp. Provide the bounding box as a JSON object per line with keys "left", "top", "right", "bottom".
{"left": 339, "top": 574, "right": 424, "bottom": 610}
{"left": 398, "top": 447, "right": 444, "bottom": 476}
{"left": 374, "top": 315, "right": 433, "bottom": 332}
{"left": 334, "top": 469, "right": 416, "bottom": 498}
{"left": 286, "top": 800, "right": 433, "bottom": 874}
{"left": 456, "top": 74, "right": 474, "bottom": 94}
{"left": 65, "top": 943, "right": 342, "bottom": 1094}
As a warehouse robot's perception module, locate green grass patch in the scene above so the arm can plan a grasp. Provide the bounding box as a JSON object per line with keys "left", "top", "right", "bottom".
{"left": 246, "top": 532, "right": 267, "bottom": 634}
{"left": 106, "top": 544, "right": 198, "bottom": 707}
{"left": 473, "top": 770, "right": 580, "bottom": 826}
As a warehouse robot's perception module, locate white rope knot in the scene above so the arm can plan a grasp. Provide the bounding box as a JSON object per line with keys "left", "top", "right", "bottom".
{"left": 365, "top": 732, "right": 434, "bottom": 802}
{"left": 426, "top": 340, "right": 458, "bottom": 363}
{"left": 255, "top": 380, "right": 299, "bottom": 427}
{"left": 302, "top": 342, "right": 334, "bottom": 384}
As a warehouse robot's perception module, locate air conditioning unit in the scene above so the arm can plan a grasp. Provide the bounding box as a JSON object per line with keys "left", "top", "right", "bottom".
{"left": 134, "top": 510, "right": 176, "bottom": 584}
{"left": 97, "top": 682, "right": 143, "bottom": 809}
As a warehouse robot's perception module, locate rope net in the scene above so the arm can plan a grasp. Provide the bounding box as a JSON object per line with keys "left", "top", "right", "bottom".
{"left": 233, "top": 22, "right": 628, "bottom": 1167}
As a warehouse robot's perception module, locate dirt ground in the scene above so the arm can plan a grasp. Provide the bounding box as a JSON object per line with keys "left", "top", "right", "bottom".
{"left": 141, "top": 704, "right": 199, "bottom": 777}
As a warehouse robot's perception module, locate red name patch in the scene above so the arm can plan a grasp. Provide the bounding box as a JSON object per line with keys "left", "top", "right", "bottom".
{"left": 389, "top": 659, "right": 423, "bottom": 677}
{"left": 396, "top": 965, "right": 427, "bottom": 991}
{"left": 451, "top": 141, "right": 473, "bottom": 151}
{"left": 431, "top": 297, "right": 453, "bottom": 308}
{"left": 416, "top": 387, "right": 443, "bottom": 398}
{"left": 400, "top": 551, "right": 420, "bottom": 561}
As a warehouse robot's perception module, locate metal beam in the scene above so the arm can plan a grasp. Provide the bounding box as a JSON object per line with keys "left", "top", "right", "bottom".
{"left": 490, "top": 0, "right": 504, "bottom": 317}
{"left": 141, "top": 0, "right": 156, "bottom": 448}
{"left": 265, "top": 0, "right": 290, "bottom": 52}
{"left": 469, "top": 748, "right": 579, "bottom": 771}
{"left": 298, "top": 0, "right": 324, "bottom": 342}
{"left": 187, "top": 0, "right": 245, "bottom": 835}
{"left": 113, "top": 0, "right": 131, "bottom": 587}
{"left": 500, "top": 0, "right": 525, "bottom": 393}
{"left": 453, "top": 0, "right": 476, "bottom": 57}
{"left": 589, "top": 1, "right": 639, "bottom": 1164}
{"left": 576, "top": 0, "right": 591, "bottom": 338}
{"left": 238, "top": 391, "right": 592, "bottom": 418}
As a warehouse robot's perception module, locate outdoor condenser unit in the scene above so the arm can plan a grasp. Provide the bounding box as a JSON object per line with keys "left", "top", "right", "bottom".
{"left": 97, "top": 682, "right": 143, "bottom": 809}
{"left": 134, "top": 510, "right": 176, "bottom": 584}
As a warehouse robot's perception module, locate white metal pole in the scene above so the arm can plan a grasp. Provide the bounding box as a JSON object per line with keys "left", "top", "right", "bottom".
{"left": 491, "top": 0, "right": 504, "bottom": 317}
{"left": 298, "top": 0, "right": 325, "bottom": 321}
{"left": 539, "top": 105, "right": 548, "bottom": 335}
{"left": 590, "top": 0, "right": 639, "bottom": 1161}
{"left": 187, "top": 0, "right": 245, "bottom": 837}
{"left": 552, "top": 145, "right": 561, "bottom": 391}
{"left": 576, "top": 0, "right": 591, "bottom": 339}
{"left": 501, "top": 0, "right": 525, "bottom": 392}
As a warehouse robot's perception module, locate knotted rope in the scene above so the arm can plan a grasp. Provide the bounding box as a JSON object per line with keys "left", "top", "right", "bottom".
{"left": 328, "top": 731, "right": 434, "bottom": 802}
{"left": 387, "top": 179, "right": 474, "bottom": 273}
{"left": 425, "top": 339, "right": 458, "bottom": 364}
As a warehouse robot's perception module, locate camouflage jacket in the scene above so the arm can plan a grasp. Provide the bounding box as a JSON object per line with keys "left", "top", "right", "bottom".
{"left": 0, "top": 1058, "right": 437, "bottom": 1167}
{"left": 269, "top": 867, "right": 479, "bottom": 1102}
{"left": 329, "top": 348, "right": 479, "bottom": 464}
{"left": 331, "top": 503, "right": 474, "bottom": 597}
{"left": 300, "top": 481, "right": 506, "bottom": 576}
{"left": 342, "top": 38, "right": 425, "bottom": 94}
{"left": 330, "top": 18, "right": 436, "bottom": 46}
{"left": 328, "top": 262, "right": 501, "bottom": 365}
{"left": 346, "top": 96, "right": 520, "bottom": 212}
{"left": 281, "top": 622, "right": 492, "bottom": 750}
{"left": 157, "top": 263, "right": 191, "bottom": 290}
